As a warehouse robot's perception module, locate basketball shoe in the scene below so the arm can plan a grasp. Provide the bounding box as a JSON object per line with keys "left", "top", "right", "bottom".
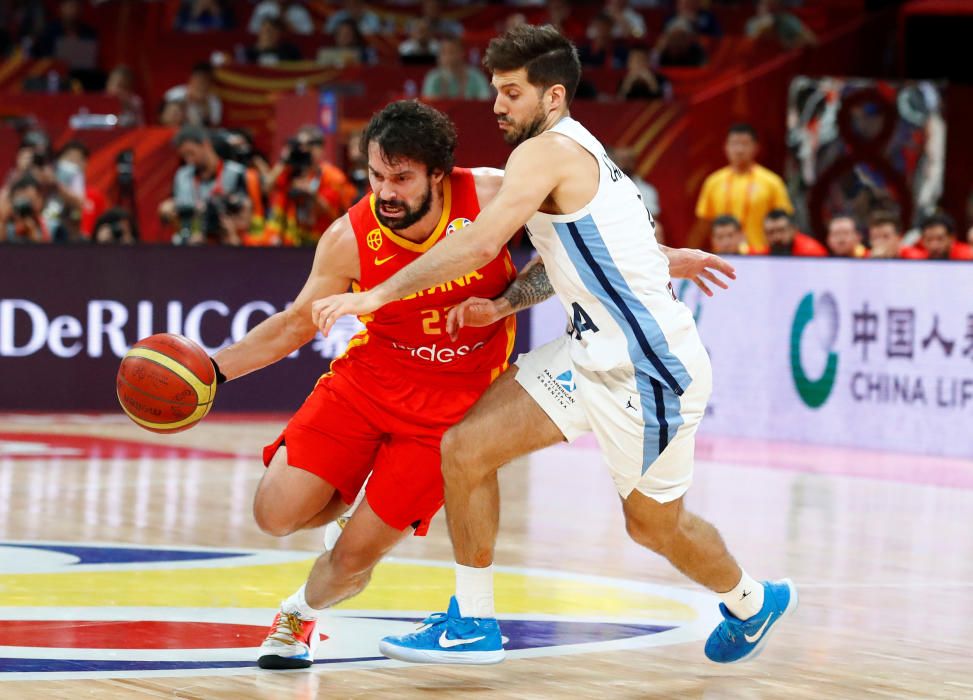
{"left": 257, "top": 609, "right": 319, "bottom": 669}
{"left": 704, "top": 579, "right": 798, "bottom": 663}
{"left": 378, "top": 596, "right": 505, "bottom": 665}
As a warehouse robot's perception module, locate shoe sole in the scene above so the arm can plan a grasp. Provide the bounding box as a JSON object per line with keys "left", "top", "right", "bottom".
{"left": 725, "top": 578, "right": 799, "bottom": 664}
{"left": 257, "top": 654, "right": 313, "bottom": 670}
{"left": 379, "top": 639, "right": 505, "bottom": 665}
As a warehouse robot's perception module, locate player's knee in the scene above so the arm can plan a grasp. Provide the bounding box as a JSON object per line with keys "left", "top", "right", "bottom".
{"left": 440, "top": 425, "right": 489, "bottom": 481}
{"left": 624, "top": 513, "right": 676, "bottom": 554}
{"left": 252, "top": 496, "right": 300, "bottom": 537}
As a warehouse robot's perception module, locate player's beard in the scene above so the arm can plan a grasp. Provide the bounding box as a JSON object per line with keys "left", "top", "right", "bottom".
{"left": 500, "top": 103, "right": 548, "bottom": 146}
{"left": 375, "top": 182, "right": 433, "bottom": 230}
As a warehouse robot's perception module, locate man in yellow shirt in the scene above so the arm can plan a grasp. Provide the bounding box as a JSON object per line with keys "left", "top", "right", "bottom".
{"left": 695, "top": 123, "right": 793, "bottom": 251}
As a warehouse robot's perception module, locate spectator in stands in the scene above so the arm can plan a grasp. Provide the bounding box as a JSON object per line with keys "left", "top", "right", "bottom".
{"left": 868, "top": 211, "right": 912, "bottom": 259}
{"left": 410, "top": 0, "right": 463, "bottom": 39}
{"left": 421, "top": 37, "right": 491, "bottom": 100}
{"left": 696, "top": 123, "right": 793, "bottom": 252}
{"left": 826, "top": 215, "right": 867, "bottom": 258}
{"left": 345, "top": 130, "right": 369, "bottom": 201}
{"left": 174, "top": 0, "right": 235, "bottom": 32}
{"left": 92, "top": 208, "right": 138, "bottom": 245}
{"left": 653, "top": 17, "right": 707, "bottom": 68}
{"left": 665, "top": 0, "right": 721, "bottom": 38}
{"left": 543, "top": 0, "right": 585, "bottom": 40}
{"left": 919, "top": 212, "right": 973, "bottom": 260}
{"left": 0, "top": 1, "right": 46, "bottom": 54}
{"left": 159, "top": 99, "right": 187, "bottom": 128}
{"left": 325, "top": 0, "right": 385, "bottom": 37}
{"left": 746, "top": 0, "right": 816, "bottom": 50}
{"left": 262, "top": 125, "right": 356, "bottom": 246}
{"left": 159, "top": 126, "right": 250, "bottom": 245}
{"left": 31, "top": 0, "right": 96, "bottom": 60}
{"left": 0, "top": 176, "right": 48, "bottom": 243}
{"left": 617, "top": 46, "right": 670, "bottom": 101}
{"left": 579, "top": 13, "right": 628, "bottom": 70}
{"left": 399, "top": 17, "right": 439, "bottom": 65}
{"left": 710, "top": 215, "right": 765, "bottom": 255}
{"left": 332, "top": 18, "right": 376, "bottom": 65}
{"left": 611, "top": 145, "right": 663, "bottom": 241}
{"left": 765, "top": 208, "right": 826, "bottom": 256}
{"left": 105, "top": 65, "right": 145, "bottom": 127}
{"left": 56, "top": 140, "right": 106, "bottom": 241}
{"left": 163, "top": 63, "right": 223, "bottom": 127}
{"left": 248, "top": 1, "right": 313, "bottom": 36}
{"left": 602, "top": 0, "right": 646, "bottom": 40}
{"left": 245, "top": 16, "right": 302, "bottom": 65}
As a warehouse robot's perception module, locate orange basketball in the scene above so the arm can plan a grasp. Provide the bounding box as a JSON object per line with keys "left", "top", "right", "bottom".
{"left": 116, "top": 333, "right": 217, "bottom": 434}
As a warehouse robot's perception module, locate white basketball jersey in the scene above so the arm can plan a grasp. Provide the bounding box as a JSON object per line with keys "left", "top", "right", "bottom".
{"left": 524, "top": 117, "right": 702, "bottom": 396}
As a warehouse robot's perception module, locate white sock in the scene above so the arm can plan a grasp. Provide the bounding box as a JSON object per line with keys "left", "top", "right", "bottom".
{"left": 281, "top": 584, "right": 325, "bottom": 620}
{"left": 720, "top": 571, "right": 764, "bottom": 620}
{"left": 455, "top": 563, "right": 496, "bottom": 619}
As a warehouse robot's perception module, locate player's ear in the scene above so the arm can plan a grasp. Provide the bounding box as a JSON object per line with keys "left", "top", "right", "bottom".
{"left": 547, "top": 84, "right": 566, "bottom": 112}
{"left": 429, "top": 168, "right": 445, "bottom": 185}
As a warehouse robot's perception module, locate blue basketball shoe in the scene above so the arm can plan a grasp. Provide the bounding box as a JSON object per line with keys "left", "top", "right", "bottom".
{"left": 705, "top": 579, "right": 798, "bottom": 664}
{"left": 379, "top": 596, "right": 505, "bottom": 665}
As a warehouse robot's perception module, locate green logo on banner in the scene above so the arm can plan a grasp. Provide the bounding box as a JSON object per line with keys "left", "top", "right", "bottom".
{"left": 790, "top": 292, "right": 839, "bottom": 408}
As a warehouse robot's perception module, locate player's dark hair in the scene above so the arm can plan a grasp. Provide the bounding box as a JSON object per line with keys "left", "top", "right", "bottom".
{"left": 765, "top": 208, "right": 793, "bottom": 224}
{"left": 868, "top": 210, "right": 901, "bottom": 232}
{"left": 728, "top": 123, "right": 758, "bottom": 140}
{"left": 919, "top": 211, "right": 955, "bottom": 234}
{"left": 712, "top": 214, "right": 741, "bottom": 229}
{"left": 484, "top": 24, "right": 581, "bottom": 103}
{"left": 362, "top": 100, "right": 456, "bottom": 175}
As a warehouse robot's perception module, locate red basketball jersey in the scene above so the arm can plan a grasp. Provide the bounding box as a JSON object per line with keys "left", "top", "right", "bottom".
{"left": 344, "top": 167, "right": 517, "bottom": 384}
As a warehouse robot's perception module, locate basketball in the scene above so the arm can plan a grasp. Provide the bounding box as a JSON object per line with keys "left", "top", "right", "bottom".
{"left": 116, "top": 333, "right": 217, "bottom": 434}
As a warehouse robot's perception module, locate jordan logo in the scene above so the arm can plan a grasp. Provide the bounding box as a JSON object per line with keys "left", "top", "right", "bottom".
{"left": 625, "top": 397, "right": 638, "bottom": 412}
{"left": 741, "top": 590, "right": 751, "bottom": 599}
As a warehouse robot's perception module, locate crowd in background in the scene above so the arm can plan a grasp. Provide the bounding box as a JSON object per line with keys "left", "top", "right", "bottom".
{"left": 1, "top": 0, "right": 970, "bottom": 257}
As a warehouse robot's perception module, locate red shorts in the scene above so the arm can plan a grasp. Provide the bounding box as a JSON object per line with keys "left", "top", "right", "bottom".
{"left": 263, "top": 354, "right": 489, "bottom": 534}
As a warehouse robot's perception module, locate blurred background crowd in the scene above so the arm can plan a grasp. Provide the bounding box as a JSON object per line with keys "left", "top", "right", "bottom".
{"left": 0, "top": 0, "right": 970, "bottom": 261}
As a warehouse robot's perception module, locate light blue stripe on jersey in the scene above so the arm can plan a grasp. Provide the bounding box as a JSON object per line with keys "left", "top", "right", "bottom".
{"left": 555, "top": 216, "right": 688, "bottom": 473}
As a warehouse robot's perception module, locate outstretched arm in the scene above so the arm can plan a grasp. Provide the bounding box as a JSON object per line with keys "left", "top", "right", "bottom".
{"left": 311, "top": 137, "right": 562, "bottom": 335}
{"left": 213, "top": 216, "right": 358, "bottom": 381}
{"left": 445, "top": 256, "right": 554, "bottom": 339}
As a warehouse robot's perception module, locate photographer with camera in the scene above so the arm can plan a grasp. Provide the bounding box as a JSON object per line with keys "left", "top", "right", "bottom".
{"left": 1, "top": 176, "right": 49, "bottom": 243}
{"left": 263, "top": 125, "right": 356, "bottom": 247}
{"left": 92, "top": 207, "right": 138, "bottom": 245}
{"left": 158, "top": 125, "right": 251, "bottom": 245}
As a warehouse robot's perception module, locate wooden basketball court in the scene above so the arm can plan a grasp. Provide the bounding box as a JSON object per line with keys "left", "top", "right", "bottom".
{"left": 1, "top": 412, "right": 971, "bottom": 698}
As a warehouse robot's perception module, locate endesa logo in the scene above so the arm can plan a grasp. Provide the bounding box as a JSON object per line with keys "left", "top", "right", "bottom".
{"left": 0, "top": 298, "right": 284, "bottom": 359}
{"left": 391, "top": 339, "right": 486, "bottom": 363}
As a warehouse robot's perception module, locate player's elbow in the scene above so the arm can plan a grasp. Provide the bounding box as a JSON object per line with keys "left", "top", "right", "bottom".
{"left": 282, "top": 306, "right": 318, "bottom": 346}
{"left": 471, "top": 241, "right": 502, "bottom": 266}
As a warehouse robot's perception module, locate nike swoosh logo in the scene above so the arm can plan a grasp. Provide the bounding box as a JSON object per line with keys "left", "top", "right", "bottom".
{"left": 744, "top": 613, "right": 774, "bottom": 643}
{"left": 374, "top": 254, "right": 397, "bottom": 266}
{"left": 438, "top": 631, "right": 486, "bottom": 648}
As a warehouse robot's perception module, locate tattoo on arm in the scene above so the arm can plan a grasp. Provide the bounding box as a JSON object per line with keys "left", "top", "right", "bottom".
{"left": 502, "top": 258, "right": 554, "bottom": 312}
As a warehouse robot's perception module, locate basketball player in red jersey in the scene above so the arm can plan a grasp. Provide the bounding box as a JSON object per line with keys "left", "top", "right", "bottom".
{"left": 209, "top": 101, "right": 517, "bottom": 669}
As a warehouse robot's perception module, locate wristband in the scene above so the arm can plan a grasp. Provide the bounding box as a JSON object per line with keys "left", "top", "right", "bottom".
{"left": 210, "top": 357, "right": 227, "bottom": 385}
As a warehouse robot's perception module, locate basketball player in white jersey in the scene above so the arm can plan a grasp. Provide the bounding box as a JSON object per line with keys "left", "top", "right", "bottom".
{"left": 312, "top": 24, "right": 797, "bottom": 665}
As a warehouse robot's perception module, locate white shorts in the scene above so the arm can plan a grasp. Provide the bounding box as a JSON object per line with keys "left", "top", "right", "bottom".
{"left": 514, "top": 334, "right": 712, "bottom": 503}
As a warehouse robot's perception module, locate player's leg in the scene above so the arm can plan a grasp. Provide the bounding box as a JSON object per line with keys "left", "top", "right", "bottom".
{"left": 591, "top": 352, "right": 796, "bottom": 664}
{"left": 440, "top": 366, "right": 565, "bottom": 568}
{"left": 252, "top": 447, "right": 348, "bottom": 536}
{"left": 381, "top": 337, "right": 589, "bottom": 665}
{"left": 258, "top": 499, "right": 409, "bottom": 670}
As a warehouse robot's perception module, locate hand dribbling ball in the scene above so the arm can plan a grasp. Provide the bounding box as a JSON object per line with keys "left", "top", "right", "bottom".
{"left": 116, "top": 333, "right": 217, "bottom": 433}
